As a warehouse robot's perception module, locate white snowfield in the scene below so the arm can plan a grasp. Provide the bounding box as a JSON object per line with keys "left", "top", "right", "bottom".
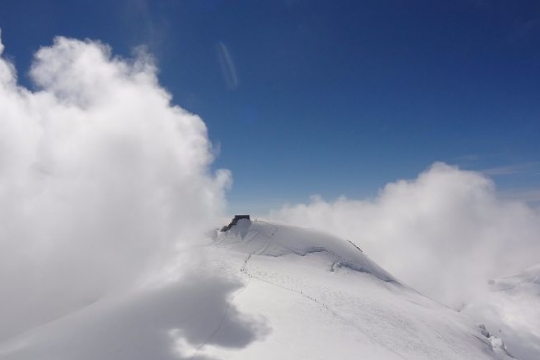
{"left": 0, "top": 219, "right": 514, "bottom": 360}
{"left": 464, "top": 265, "right": 540, "bottom": 360}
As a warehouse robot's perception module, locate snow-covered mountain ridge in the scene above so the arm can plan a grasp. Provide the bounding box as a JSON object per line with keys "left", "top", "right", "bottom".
{"left": 0, "top": 219, "right": 514, "bottom": 359}
{"left": 489, "top": 265, "right": 540, "bottom": 294}
{"left": 213, "top": 218, "right": 396, "bottom": 282}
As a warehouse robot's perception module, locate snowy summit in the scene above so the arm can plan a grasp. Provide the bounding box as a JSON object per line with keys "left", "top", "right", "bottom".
{"left": 0, "top": 218, "right": 515, "bottom": 360}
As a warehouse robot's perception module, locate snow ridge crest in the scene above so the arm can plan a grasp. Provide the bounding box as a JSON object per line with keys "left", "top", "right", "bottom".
{"left": 216, "top": 218, "right": 397, "bottom": 283}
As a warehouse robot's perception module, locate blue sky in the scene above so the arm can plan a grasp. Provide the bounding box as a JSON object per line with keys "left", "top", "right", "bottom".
{"left": 1, "top": 0, "right": 539, "bottom": 213}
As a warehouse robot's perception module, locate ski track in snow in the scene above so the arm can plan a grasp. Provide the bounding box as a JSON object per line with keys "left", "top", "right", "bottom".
{"left": 190, "top": 223, "right": 278, "bottom": 359}
{"left": 0, "top": 219, "right": 515, "bottom": 360}
{"left": 189, "top": 269, "right": 253, "bottom": 360}
{"left": 199, "top": 221, "right": 412, "bottom": 360}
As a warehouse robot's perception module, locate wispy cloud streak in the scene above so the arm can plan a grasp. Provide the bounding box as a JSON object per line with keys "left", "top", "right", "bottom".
{"left": 480, "top": 162, "right": 540, "bottom": 176}
{"left": 216, "top": 42, "right": 239, "bottom": 90}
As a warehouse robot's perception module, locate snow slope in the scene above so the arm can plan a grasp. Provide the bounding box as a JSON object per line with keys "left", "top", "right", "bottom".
{"left": 0, "top": 219, "right": 513, "bottom": 360}
{"left": 463, "top": 265, "right": 540, "bottom": 360}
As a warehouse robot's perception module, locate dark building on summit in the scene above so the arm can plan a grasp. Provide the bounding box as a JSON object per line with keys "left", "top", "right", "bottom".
{"left": 221, "top": 215, "right": 250, "bottom": 232}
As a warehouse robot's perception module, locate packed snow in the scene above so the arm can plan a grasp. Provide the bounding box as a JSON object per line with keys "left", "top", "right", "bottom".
{"left": 0, "top": 218, "right": 516, "bottom": 360}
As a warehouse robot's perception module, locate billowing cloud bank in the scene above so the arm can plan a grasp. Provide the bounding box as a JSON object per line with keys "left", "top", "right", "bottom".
{"left": 270, "top": 163, "right": 540, "bottom": 306}
{"left": 0, "top": 33, "right": 230, "bottom": 340}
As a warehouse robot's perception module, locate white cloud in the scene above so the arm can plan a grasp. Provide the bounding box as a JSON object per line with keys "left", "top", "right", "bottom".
{"left": 269, "top": 162, "right": 540, "bottom": 307}
{"left": 0, "top": 33, "right": 230, "bottom": 340}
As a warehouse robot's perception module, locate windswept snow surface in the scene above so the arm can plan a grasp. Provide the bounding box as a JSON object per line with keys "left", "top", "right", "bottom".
{"left": 0, "top": 219, "right": 512, "bottom": 359}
